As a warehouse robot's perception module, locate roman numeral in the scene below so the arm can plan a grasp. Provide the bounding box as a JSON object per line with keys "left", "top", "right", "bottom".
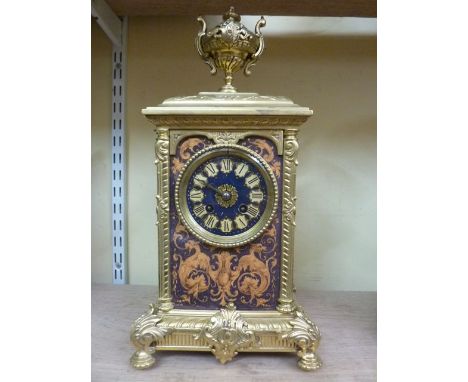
{"left": 245, "top": 174, "right": 260, "bottom": 189}
{"left": 193, "top": 173, "right": 207, "bottom": 188}
{"left": 220, "top": 218, "right": 233, "bottom": 233}
{"left": 204, "top": 214, "right": 219, "bottom": 229}
{"left": 235, "top": 214, "right": 248, "bottom": 229}
{"left": 221, "top": 158, "right": 233, "bottom": 173}
{"left": 245, "top": 204, "right": 260, "bottom": 219}
{"left": 234, "top": 163, "right": 249, "bottom": 177}
{"left": 249, "top": 190, "right": 264, "bottom": 203}
{"left": 204, "top": 162, "right": 219, "bottom": 177}
{"left": 193, "top": 203, "right": 207, "bottom": 218}
{"left": 189, "top": 189, "right": 204, "bottom": 203}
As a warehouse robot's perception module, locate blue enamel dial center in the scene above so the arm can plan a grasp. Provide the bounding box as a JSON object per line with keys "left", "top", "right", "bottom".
{"left": 186, "top": 154, "right": 268, "bottom": 236}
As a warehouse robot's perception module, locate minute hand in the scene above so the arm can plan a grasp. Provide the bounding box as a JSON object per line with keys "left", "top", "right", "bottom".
{"left": 203, "top": 182, "right": 223, "bottom": 196}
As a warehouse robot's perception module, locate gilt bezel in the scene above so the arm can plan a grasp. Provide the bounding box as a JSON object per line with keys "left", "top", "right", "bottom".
{"left": 174, "top": 143, "right": 278, "bottom": 248}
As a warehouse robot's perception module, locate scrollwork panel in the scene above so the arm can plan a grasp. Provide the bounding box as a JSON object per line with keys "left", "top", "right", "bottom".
{"left": 169, "top": 136, "right": 283, "bottom": 310}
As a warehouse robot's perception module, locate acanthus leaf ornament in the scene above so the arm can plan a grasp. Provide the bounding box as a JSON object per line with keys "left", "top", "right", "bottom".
{"left": 284, "top": 132, "right": 299, "bottom": 165}
{"left": 155, "top": 131, "right": 169, "bottom": 163}
{"left": 284, "top": 195, "right": 297, "bottom": 226}
{"left": 155, "top": 194, "right": 169, "bottom": 225}
{"left": 282, "top": 307, "right": 322, "bottom": 371}
{"left": 194, "top": 303, "right": 260, "bottom": 364}
{"left": 130, "top": 304, "right": 173, "bottom": 369}
{"left": 210, "top": 131, "right": 243, "bottom": 145}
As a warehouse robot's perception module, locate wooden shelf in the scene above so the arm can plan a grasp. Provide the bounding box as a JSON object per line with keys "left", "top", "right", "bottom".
{"left": 106, "top": 0, "right": 377, "bottom": 18}
{"left": 92, "top": 284, "right": 377, "bottom": 381}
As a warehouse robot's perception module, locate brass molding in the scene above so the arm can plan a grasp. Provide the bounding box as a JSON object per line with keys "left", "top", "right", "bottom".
{"left": 154, "top": 129, "right": 173, "bottom": 311}
{"left": 146, "top": 115, "right": 309, "bottom": 128}
{"left": 277, "top": 129, "right": 299, "bottom": 314}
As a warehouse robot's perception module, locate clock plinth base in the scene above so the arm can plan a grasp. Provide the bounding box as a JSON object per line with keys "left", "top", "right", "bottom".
{"left": 130, "top": 301, "right": 322, "bottom": 371}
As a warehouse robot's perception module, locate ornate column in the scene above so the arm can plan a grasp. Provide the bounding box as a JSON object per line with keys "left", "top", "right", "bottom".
{"left": 154, "top": 128, "right": 173, "bottom": 311}
{"left": 277, "top": 128, "right": 299, "bottom": 313}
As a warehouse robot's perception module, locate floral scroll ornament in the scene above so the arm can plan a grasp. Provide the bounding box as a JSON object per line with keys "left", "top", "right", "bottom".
{"left": 243, "top": 137, "right": 282, "bottom": 179}
{"left": 210, "top": 131, "right": 244, "bottom": 145}
{"left": 155, "top": 195, "right": 169, "bottom": 226}
{"left": 170, "top": 136, "right": 282, "bottom": 308}
{"left": 130, "top": 304, "right": 172, "bottom": 369}
{"left": 172, "top": 222, "right": 278, "bottom": 308}
{"left": 283, "top": 195, "right": 297, "bottom": 226}
{"left": 155, "top": 132, "right": 170, "bottom": 225}
{"left": 282, "top": 307, "right": 322, "bottom": 371}
{"left": 195, "top": 303, "right": 260, "bottom": 364}
{"left": 282, "top": 131, "right": 299, "bottom": 225}
{"left": 172, "top": 137, "right": 209, "bottom": 176}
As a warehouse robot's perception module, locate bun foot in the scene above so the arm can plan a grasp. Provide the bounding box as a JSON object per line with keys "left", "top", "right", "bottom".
{"left": 130, "top": 350, "right": 155, "bottom": 369}
{"left": 297, "top": 348, "right": 322, "bottom": 371}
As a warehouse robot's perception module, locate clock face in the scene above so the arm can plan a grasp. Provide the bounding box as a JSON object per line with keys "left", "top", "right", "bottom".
{"left": 175, "top": 144, "right": 278, "bottom": 248}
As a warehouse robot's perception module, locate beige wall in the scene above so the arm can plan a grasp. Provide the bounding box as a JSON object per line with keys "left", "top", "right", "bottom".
{"left": 92, "top": 16, "right": 376, "bottom": 291}
{"left": 91, "top": 19, "right": 113, "bottom": 283}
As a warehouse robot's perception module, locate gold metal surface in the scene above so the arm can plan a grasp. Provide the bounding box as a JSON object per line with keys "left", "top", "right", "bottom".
{"left": 195, "top": 303, "right": 259, "bottom": 363}
{"left": 131, "top": 9, "right": 321, "bottom": 372}
{"left": 283, "top": 307, "right": 322, "bottom": 370}
{"left": 154, "top": 129, "right": 173, "bottom": 311}
{"left": 214, "top": 184, "right": 238, "bottom": 207}
{"left": 196, "top": 7, "right": 266, "bottom": 92}
{"left": 174, "top": 144, "right": 278, "bottom": 248}
{"left": 130, "top": 303, "right": 321, "bottom": 369}
{"left": 146, "top": 115, "right": 309, "bottom": 128}
{"left": 277, "top": 129, "right": 299, "bottom": 314}
{"left": 131, "top": 127, "right": 322, "bottom": 370}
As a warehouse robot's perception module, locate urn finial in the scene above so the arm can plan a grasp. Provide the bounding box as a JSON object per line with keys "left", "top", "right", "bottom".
{"left": 195, "top": 7, "right": 266, "bottom": 93}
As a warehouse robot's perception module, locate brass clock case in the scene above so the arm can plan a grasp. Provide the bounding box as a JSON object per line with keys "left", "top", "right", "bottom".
{"left": 174, "top": 143, "right": 278, "bottom": 248}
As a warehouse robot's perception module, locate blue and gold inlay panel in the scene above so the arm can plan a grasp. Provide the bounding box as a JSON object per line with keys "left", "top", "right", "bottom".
{"left": 169, "top": 136, "right": 283, "bottom": 310}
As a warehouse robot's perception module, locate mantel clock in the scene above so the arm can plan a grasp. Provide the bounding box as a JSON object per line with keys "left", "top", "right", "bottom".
{"left": 130, "top": 8, "right": 322, "bottom": 371}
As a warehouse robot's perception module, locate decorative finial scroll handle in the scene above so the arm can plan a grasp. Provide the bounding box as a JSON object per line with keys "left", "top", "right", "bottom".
{"left": 244, "top": 16, "right": 267, "bottom": 76}
{"left": 195, "top": 7, "right": 266, "bottom": 93}
{"left": 195, "top": 17, "right": 217, "bottom": 75}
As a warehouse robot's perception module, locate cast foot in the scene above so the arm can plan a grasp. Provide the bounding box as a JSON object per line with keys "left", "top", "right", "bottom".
{"left": 130, "top": 350, "right": 155, "bottom": 369}
{"left": 297, "top": 348, "right": 322, "bottom": 371}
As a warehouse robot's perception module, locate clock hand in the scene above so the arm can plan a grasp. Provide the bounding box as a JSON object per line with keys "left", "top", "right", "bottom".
{"left": 201, "top": 180, "right": 233, "bottom": 202}
{"left": 202, "top": 181, "right": 223, "bottom": 196}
